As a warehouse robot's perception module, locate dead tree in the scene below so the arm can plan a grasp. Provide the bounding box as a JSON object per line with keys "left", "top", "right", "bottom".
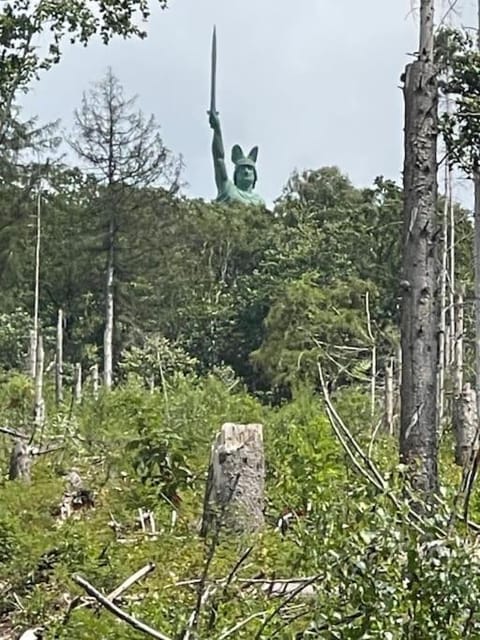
{"left": 453, "top": 287, "right": 464, "bottom": 398}
{"left": 384, "top": 357, "right": 394, "bottom": 435}
{"left": 9, "top": 440, "right": 33, "bottom": 481}
{"left": 201, "top": 423, "right": 265, "bottom": 536}
{"left": 91, "top": 363, "right": 99, "bottom": 398}
{"left": 56, "top": 308, "right": 64, "bottom": 404}
{"left": 33, "top": 333, "right": 45, "bottom": 427}
{"left": 400, "top": 0, "right": 439, "bottom": 495}
{"left": 70, "top": 69, "right": 180, "bottom": 391}
{"left": 453, "top": 383, "right": 477, "bottom": 467}
{"left": 74, "top": 363, "right": 82, "bottom": 404}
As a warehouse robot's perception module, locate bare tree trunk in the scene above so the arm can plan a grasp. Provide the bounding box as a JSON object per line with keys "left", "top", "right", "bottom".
{"left": 454, "top": 287, "right": 464, "bottom": 398}
{"left": 56, "top": 308, "right": 63, "bottom": 404}
{"left": 103, "top": 218, "right": 114, "bottom": 389}
{"left": 34, "top": 333, "right": 45, "bottom": 427}
{"left": 448, "top": 169, "right": 456, "bottom": 367}
{"left": 396, "top": 341, "right": 402, "bottom": 418}
{"left": 437, "top": 163, "right": 449, "bottom": 433}
{"left": 9, "top": 441, "right": 32, "bottom": 481}
{"left": 27, "top": 329, "right": 36, "bottom": 376}
{"left": 400, "top": 0, "right": 439, "bottom": 495}
{"left": 366, "top": 292, "right": 376, "bottom": 420}
{"left": 384, "top": 357, "right": 394, "bottom": 435}
{"left": 453, "top": 383, "right": 477, "bottom": 467}
{"left": 31, "top": 190, "right": 42, "bottom": 378}
{"left": 74, "top": 362, "right": 82, "bottom": 404}
{"left": 91, "top": 363, "right": 99, "bottom": 399}
{"left": 475, "top": 172, "right": 480, "bottom": 442}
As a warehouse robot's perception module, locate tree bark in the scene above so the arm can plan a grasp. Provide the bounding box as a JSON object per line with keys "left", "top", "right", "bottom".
{"left": 453, "top": 383, "right": 477, "bottom": 467}
{"left": 56, "top": 308, "right": 63, "bottom": 404}
{"left": 33, "top": 333, "right": 45, "bottom": 427}
{"left": 31, "top": 190, "right": 42, "bottom": 378}
{"left": 474, "top": 172, "right": 480, "bottom": 441}
{"left": 103, "top": 218, "right": 114, "bottom": 389}
{"left": 437, "top": 166, "right": 448, "bottom": 433}
{"left": 384, "top": 357, "right": 394, "bottom": 435}
{"left": 91, "top": 363, "right": 99, "bottom": 399}
{"left": 400, "top": 0, "right": 439, "bottom": 496}
{"left": 453, "top": 287, "right": 464, "bottom": 397}
{"left": 200, "top": 423, "right": 265, "bottom": 536}
{"left": 74, "top": 362, "right": 82, "bottom": 404}
{"left": 9, "top": 441, "right": 32, "bottom": 481}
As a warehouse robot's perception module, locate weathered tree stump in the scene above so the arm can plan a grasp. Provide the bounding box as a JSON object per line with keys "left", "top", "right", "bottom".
{"left": 200, "top": 423, "right": 264, "bottom": 537}
{"left": 8, "top": 441, "right": 32, "bottom": 481}
{"left": 453, "top": 383, "right": 477, "bottom": 467}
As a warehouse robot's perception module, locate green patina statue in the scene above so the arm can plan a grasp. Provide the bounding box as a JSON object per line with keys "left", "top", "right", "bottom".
{"left": 208, "top": 27, "right": 264, "bottom": 207}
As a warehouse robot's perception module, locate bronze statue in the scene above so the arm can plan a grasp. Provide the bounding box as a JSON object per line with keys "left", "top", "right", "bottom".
{"left": 208, "top": 27, "right": 264, "bottom": 206}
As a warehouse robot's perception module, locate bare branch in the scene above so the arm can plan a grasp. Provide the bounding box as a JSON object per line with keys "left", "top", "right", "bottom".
{"left": 106, "top": 563, "right": 156, "bottom": 601}
{"left": 253, "top": 573, "right": 323, "bottom": 639}
{"left": 218, "top": 611, "right": 266, "bottom": 640}
{"left": 73, "top": 574, "right": 173, "bottom": 640}
{"left": 0, "top": 426, "right": 29, "bottom": 440}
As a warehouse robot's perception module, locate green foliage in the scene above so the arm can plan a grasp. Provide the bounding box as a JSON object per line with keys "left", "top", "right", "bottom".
{"left": 0, "top": 1, "right": 168, "bottom": 111}
{"left": 0, "top": 308, "right": 31, "bottom": 371}
{"left": 251, "top": 274, "right": 376, "bottom": 391}
{"left": 436, "top": 27, "right": 480, "bottom": 173}
{"left": 119, "top": 334, "right": 198, "bottom": 387}
{"left": 0, "top": 379, "right": 480, "bottom": 638}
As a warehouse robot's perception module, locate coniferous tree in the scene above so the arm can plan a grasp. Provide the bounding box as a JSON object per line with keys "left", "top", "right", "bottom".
{"left": 69, "top": 68, "right": 181, "bottom": 387}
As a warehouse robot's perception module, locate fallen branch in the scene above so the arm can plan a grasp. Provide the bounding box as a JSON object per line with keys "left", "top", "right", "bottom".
{"left": 65, "top": 563, "right": 155, "bottom": 621}
{"left": 317, "top": 361, "right": 440, "bottom": 537}
{"left": 106, "top": 562, "right": 156, "bottom": 602}
{"left": 73, "top": 574, "right": 172, "bottom": 640}
{"left": 218, "top": 611, "right": 266, "bottom": 640}
{"left": 253, "top": 573, "right": 323, "bottom": 639}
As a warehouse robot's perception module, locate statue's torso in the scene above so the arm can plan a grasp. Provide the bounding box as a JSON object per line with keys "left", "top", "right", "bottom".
{"left": 216, "top": 180, "right": 264, "bottom": 206}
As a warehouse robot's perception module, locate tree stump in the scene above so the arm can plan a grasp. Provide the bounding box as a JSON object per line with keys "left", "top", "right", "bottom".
{"left": 200, "top": 423, "right": 264, "bottom": 537}
{"left": 453, "top": 383, "right": 477, "bottom": 467}
{"left": 8, "top": 441, "right": 32, "bottom": 481}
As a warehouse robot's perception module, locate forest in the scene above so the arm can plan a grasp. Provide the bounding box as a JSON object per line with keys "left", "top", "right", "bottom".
{"left": 2, "top": 1, "right": 480, "bottom": 638}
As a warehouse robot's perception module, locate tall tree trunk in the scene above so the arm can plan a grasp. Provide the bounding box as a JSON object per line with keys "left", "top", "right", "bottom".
{"left": 454, "top": 286, "right": 464, "bottom": 398}
{"left": 74, "top": 362, "right": 82, "bottom": 404}
{"left": 55, "top": 308, "right": 63, "bottom": 404}
{"left": 400, "top": 0, "right": 439, "bottom": 495}
{"left": 91, "top": 363, "right": 99, "bottom": 399}
{"left": 34, "top": 333, "right": 45, "bottom": 427}
{"left": 103, "top": 218, "right": 114, "bottom": 389}
{"left": 448, "top": 167, "right": 455, "bottom": 366}
{"left": 475, "top": 0, "right": 480, "bottom": 445}
{"left": 437, "top": 163, "right": 449, "bottom": 433}
{"left": 31, "top": 189, "right": 42, "bottom": 378}
{"left": 384, "top": 356, "right": 394, "bottom": 435}
{"left": 474, "top": 174, "right": 480, "bottom": 427}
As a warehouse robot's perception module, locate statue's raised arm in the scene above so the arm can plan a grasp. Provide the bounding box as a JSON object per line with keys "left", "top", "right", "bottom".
{"left": 207, "top": 26, "right": 265, "bottom": 207}
{"left": 209, "top": 110, "right": 228, "bottom": 192}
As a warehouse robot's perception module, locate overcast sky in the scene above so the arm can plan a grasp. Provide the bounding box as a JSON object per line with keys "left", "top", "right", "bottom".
{"left": 20, "top": 0, "right": 479, "bottom": 206}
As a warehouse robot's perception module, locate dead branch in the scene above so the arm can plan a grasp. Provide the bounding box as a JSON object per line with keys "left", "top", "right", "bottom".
{"left": 32, "top": 444, "right": 63, "bottom": 457}
{"left": 0, "top": 426, "right": 29, "bottom": 440}
{"left": 318, "top": 362, "right": 386, "bottom": 490}
{"left": 73, "top": 574, "right": 172, "bottom": 640}
{"left": 218, "top": 611, "right": 266, "bottom": 640}
{"left": 253, "top": 573, "right": 323, "bottom": 639}
{"left": 183, "top": 585, "right": 215, "bottom": 640}
{"left": 106, "top": 563, "right": 156, "bottom": 601}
